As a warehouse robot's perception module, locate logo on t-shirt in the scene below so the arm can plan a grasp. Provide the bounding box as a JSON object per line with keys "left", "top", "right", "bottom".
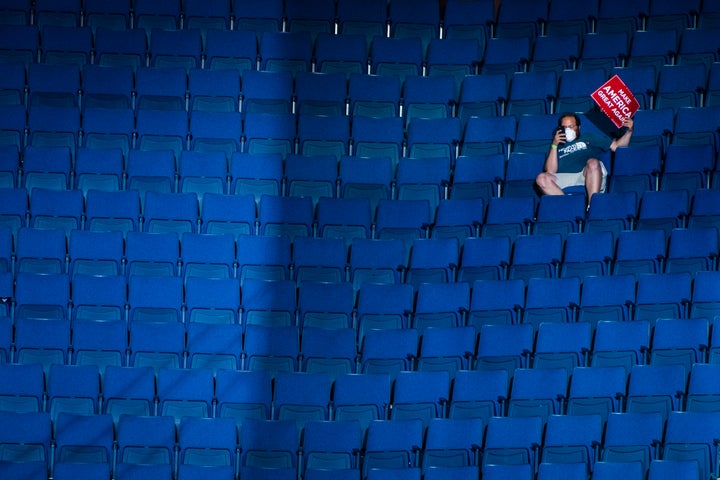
{"left": 559, "top": 141, "right": 589, "bottom": 158}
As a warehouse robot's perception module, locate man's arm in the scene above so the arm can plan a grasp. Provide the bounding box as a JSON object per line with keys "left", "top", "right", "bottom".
{"left": 544, "top": 128, "right": 565, "bottom": 173}
{"left": 610, "top": 117, "right": 634, "bottom": 151}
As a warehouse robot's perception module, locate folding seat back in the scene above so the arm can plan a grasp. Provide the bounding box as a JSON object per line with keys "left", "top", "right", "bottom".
{"left": 28, "top": 63, "right": 80, "bottom": 107}
{"left": 369, "top": 36, "right": 423, "bottom": 82}
{"left": 186, "top": 322, "right": 243, "bottom": 372}
{"left": 200, "top": 193, "right": 256, "bottom": 239}
{"left": 297, "top": 114, "right": 350, "bottom": 161}
{"left": 29, "top": 187, "right": 83, "bottom": 238}
{"left": 229, "top": 152, "right": 283, "bottom": 200}
{"left": 482, "top": 415, "right": 543, "bottom": 469}
{"left": 187, "top": 66, "right": 240, "bottom": 111}
{"left": 215, "top": 370, "right": 272, "bottom": 431}
{"left": 243, "top": 325, "right": 299, "bottom": 379}
{"left": 481, "top": 36, "right": 532, "bottom": 83}
{"left": 339, "top": 155, "right": 393, "bottom": 215}
{"left": 613, "top": 229, "right": 667, "bottom": 279}
{"left": 577, "top": 33, "right": 628, "bottom": 74}
{"left": 180, "top": 232, "right": 235, "bottom": 281}
{"left": 102, "top": 365, "right": 155, "bottom": 423}
{"left": 316, "top": 196, "right": 372, "bottom": 248}
{"left": 601, "top": 411, "right": 664, "bottom": 474}
{"left": 624, "top": 108, "right": 674, "bottom": 153}
{"left": 15, "top": 271, "right": 69, "bottom": 318}
{"left": 302, "top": 420, "right": 362, "bottom": 472}
{"left": 457, "top": 74, "right": 508, "bottom": 123}
{"left": 240, "top": 279, "right": 297, "bottom": 328}
{"left": 149, "top": 29, "right": 202, "bottom": 72}
{"left": 82, "top": 64, "right": 135, "bottom": 109}
{"left": 349, "top": 238, "right": 406, "bottom": 293}
{"left": 626, "top": 364, "right": 686, "bottom": 421}
{"left": 663, "top": 411, "right": 720, "bottom": 480}
{"left": 0, "top": 363, "right": 45, "bottom": 413}
{"left": 129, "top": 322, "right": 186, "bottom": 373}
{"left": 293, "top": 237, "right": 348, "bottom": 286}
{"left": 22, "top": 144, "right": 72, "bottom": 192}
{"left": 649, "top": 318, "right": 708, "bottom": 372}
{"left": 522, "top": 276, "right": 580, "bottom": 328}
{"left": 448, "top": 369, "right": 508, "bottom": 422}
{"left": 54, "top": 412, "right": 114, "bottom": 465}
{"left": 356, "top": 283, "right": 414, "bottom": 340}
{"left": 402, "top": 75, "right": 456, "bottom": 126}
{"left": 284, "top": 0, "right": 335, "bottom": 39}
{"left": 295, "top": 71, "right": 348, "bottom": 117}
{"left": 634, "top": 272, "right": 692, "bottom": 323}
{"left": 133, "top": 0, "right": 181, "bottom": 32}
{"left": 416, "top": 326, "right": 476, "bottom": 377}
{"left": 46, "top": 364, "right": 99, "bottom": 423}
{"left": 360, "top": 328, "right": 418, "bottom": 381}
{"left": 81, "top": 107, "right": 134, "bottom": 159}
{"left": 231, "top": 0, "right": 283, "bottom": 38}
{"left": 475, "top": 323, "right": 533, "bottom": 379}
{"left": 636, "top": 190, "right": 689, "bottom": 238}
{"left": 298, "top": 281, "right": 355, "bottom": 329}
{"left": 461, "top": 115, "right": 515, "bottom": 158}
{"left": 73, "top": 147, "right": 124, "bottom": 195}
{"left": 0, "top": 24, "right": 38, "bottom": 67}
{"left": 533, "top": 321, "right": 592, "bottom": 375}
{"left": 507, "top": 367, "right": 568, "bottom": 423}
{"left": 567, "top": 366, "right": 627, "bottom": 421}
{"left": 422, "top": 417, "right": 483, "bottom": 471}
{"left": 300, "top": 327, "right": 357, "bottom": 382}
{"left": 238, "top": 418, "right": 298, "bottom": 469}
{"left": 351, "top": 116, "right": 404, "bottom": 172}
{"left": 469, "top": 278, "right": 524, "bottom": 328}
{"left": 157, "top": 367, "right": 215, "bottom": 423}
{"left": 71, "top": 317, "right": 128, "bottom": 374}
{"left": 273, "top": 371, "right": 331, "bottom": 430}
{"left": 179, "top": 150, "right": 229, "bottom": 205}
{"left": 560, "top": 231, "right": 615, "bottom": 281}
{"left": 426, "top": 38, "right": 481, "bottom": 93}
{"left": 506, "top": 70, "right": 557, "bottom": 116}
{"left": 125, "top": 231, "right": 179, "bottom": 277}
{"left": 135, "top": 66, "right": 187, "bottom": 111}
{"left": 177, "top": 417, "right": 237, "bottom": 473}
{"left": 655, "top": 63, "right": 707, "bottom": 112}
{"left": 85, "top": 189, "right": 141, "bottom": 236}
{"left": 93, "top": 27, "right": 147, "bottom": 71}
{"left": 235, "top": 235, "right": 291, "bottom": 283}
{"left": 591, "top": 320, "right": 650, "bottom": 375}
{"left": 0, "top": 411, "right": 52, "bottom": 464}
{"left": 533, "top": 194, "right": 586, "bottom": 239}
{"left": 661, "top": 144, "right": 715, "bottom": 195}
{"left": 406, "top": 117, "right": 461, "bottom": 162}
{"left": 686, "top": 363, "right": 720, "bottom": 412}
{"left": 432, "top": 198, "right": 485, "bottom": 244}
{"left": 314, "top": 32, "right": 368, "bottom": 77}
{"left": 204, "top": 29, "right": 257, "bottom": 74}
{"left": 116, "top": 414, "right": 177, "bottom": 467}
{"left": 184, "top": 276, "right": 242, "bottom": 327}
{"left": 405, "top": 237, "right": 458, "bottom": 288}
{"left": 259, "top": 31, "right": 313, "bottom": 76}
{"left": 362, "top": 419, "right": 424, "bottom": 476}
{"left": 481, "top": 196, "right": 535, "bottom": 242}
{"left": 242, "top": 112, "right": 296, "bottom": 159}
{"left": 40, "top": 24, "right": 91, "bottom": 66}
{"left": 627, "top": 30, "right": 678, "bottom": 71}
{"left": 333, "top": 373, "right": 392, "bottom": 432}
{"left": 412, "top": 282, "right": 470, "bottom": 332}
{"left": 541, "top": 414, "right": 603, "bottom": 470}
{"left": 508, "top": 234, "right": 563, "bottom": 285}
{"left": 126, "top": 151, "right": 177, "bottom": 209}
{"left": 349, "top": 73, "right": 401, "bottom": 118}
{"left": 135, "top": 108, "right": 189, "bottom": 161}
{"left": 690, "top": 271, "right": 720, "bottom": 321}
{"left": 70, "top": 272, "right": 127, "bottom": 321}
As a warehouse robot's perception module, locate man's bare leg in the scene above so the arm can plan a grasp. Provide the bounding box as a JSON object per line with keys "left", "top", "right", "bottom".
{"left": 583, "top": 158, "right": 602, "bottom": 202}
{"left": 535, "top": 172, "right": 564, "bottom": 196}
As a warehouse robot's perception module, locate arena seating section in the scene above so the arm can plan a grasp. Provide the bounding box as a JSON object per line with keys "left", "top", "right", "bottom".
{"left": 1, "top": 0, "right": 720, "bottom": 478}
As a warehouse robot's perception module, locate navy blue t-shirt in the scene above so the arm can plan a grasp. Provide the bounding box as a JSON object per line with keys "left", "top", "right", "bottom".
{"left": 556, "top": 131, "right": 612, "bottom": 173}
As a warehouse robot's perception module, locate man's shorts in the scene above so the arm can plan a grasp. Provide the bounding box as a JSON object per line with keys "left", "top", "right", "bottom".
{"left": 551, "top": 161, "right": 608, "bottom": 193}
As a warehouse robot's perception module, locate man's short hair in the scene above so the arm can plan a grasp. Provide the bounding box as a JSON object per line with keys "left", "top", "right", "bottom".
{"left": 557, "top": 112, "right": 581, "bottom": 128}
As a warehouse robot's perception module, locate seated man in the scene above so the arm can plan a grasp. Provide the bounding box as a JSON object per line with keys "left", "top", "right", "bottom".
{"left": 535, "top": 112, "right": 634, "bottom": 204}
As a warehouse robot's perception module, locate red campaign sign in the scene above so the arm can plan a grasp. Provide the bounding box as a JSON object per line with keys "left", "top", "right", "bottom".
{"left": 590, "top": 74, "right": 640, "bottom": 128}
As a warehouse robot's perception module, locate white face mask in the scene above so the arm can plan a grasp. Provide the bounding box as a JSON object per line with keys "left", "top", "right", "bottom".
{"left": 564, "top": 127, "right": 577, "bottom": 142}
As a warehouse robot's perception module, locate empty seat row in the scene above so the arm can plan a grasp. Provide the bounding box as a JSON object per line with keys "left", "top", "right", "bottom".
{"left": 1, "top": 367, "right": 720, "bottom": 479}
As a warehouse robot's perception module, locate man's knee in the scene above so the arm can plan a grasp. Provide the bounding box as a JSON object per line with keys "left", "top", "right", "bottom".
{"left": 585, "top": 158, "right": 601, "bottom": 173}
{"left": 536, "top": 172, "right": 552, "bottom": 188}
